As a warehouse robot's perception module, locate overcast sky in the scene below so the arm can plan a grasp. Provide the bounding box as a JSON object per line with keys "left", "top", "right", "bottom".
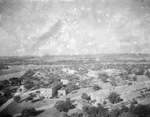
{"left": 0, "top": 0, "right": 150, "bottom": 56}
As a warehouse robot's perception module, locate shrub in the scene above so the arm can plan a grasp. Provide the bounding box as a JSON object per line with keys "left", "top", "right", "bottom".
{"left": 3, "top": 89, "right": 12, "bottom": 98}
{"left": 14, "top": 95, "right": 21, "bottom": 103}
{"left": 121, "top": 105, "right": 129, "bottom": 112}
{"left": 82, "top": 104, "right": 108, "bottom": 117}
{"left": 109, "top": 109, "right": 121, "bottom": 117}
{"left": 108, "top": 92, "right": 123, "bottom": 104}
{"left": 132, "top": 68, "right": 145, "bottom": 75}
{"left": 81, "top": 93, "right": 90, "bottom": 100}
{"left": 128, "top": 82, "right": 132, "bottom": 86}
{"left": 146, "top": 71, "right": 150, "bottom": 78}
{"left": 98, "top": 73, "right": 108, "bottom": 83}
{"left": 93, "top": 84, "right": 101, "bottom": 91}
{"left": 132, "top": 76, "right": 137, "bottom": 81}
{"left": 110, "top": 80, "right": 117, "bottom": 86}
{"left": 9, "top": 77, "right": 21, "bottom": 86}
{"left": 54, "top": 98, "right": 75, "bottom": 112}
{"left": 24, "top": 80, "right": 34, "bottom": 90}
{"left": 129, "top": 104, "right": 150, "bottom": 117}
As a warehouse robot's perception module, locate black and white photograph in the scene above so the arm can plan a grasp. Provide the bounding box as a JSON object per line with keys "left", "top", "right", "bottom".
{"left": 0, "top": 0, "right": 150, "bottom": 117}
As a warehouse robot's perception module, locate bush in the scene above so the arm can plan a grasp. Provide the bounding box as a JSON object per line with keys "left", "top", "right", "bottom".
{"left": 110, "top": 80, "right": 117, "bottom": 86}
{"left": 129, "top": 104, "right": 150, "bottom": 117}
{"left": 121, "top": 105, "right": 129, "bottom": 112}
{"left": 132, "top": 68, "right": 145, "bottom": 75}
{"left": 66, "top": 82, "right": 79, "bottom": 93}
{"left": 128, "top": 82, "right": 132, "bottom": 86}
{"left": 146, "top": 71, "right": 150, "bottom": 78}
{"left": 24, "top": 80, "right": 34, "bottom": 90}
{"left": 3, "top": 89, "right": 12, "bottom": 98}
{"left": 9, "top": 77, "right": 21, "bottom": 86}
{"left": 0, "top": 80, "right": 10, "bottom": 89}
{"left": 54, "top": 98, "right": 75, "bottom": 112}
{"left": 109, "top": 109, "right": 121, "bottom": 117}
{"left": 14, "top": 95, "right": 21, "bottom": 103}
{"left": 132, "top": 76, "right": 137, "bottom": 81}
{"left": 81, "top": 93, "right": 90, "bottom": 100}
{"left": 108, "top": 92, "right": 123, "bottom": 104}
{"left": 82, "top": 104, "right": 108, "bottom": 117}
{"left": 93, "top": 84, "right": 101, "bottom": 91}
{"left": 98, "top": 73, "right": 108, "bottom": 83}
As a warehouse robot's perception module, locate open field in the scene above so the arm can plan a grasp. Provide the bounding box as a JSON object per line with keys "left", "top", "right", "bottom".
{"left": 0, "top": 71, "right": 26, "bottom": 81}
{"left": 36, "top": 108, "right": 63, "bottom": 117}
{"left": 1, "top": 99, "right": 56, "bottom": 115}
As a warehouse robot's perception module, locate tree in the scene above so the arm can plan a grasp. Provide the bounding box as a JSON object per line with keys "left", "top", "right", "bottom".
{"left": 82, "top": 104, "right": 108, "bottom": 117}
{"left": 81, "top": 93, "right": 90, "bottom": 100}
{"left": 146, "top": 71, "right": 150, "bottom": 78}
{"left": 3, "top": 88, "right": 12, "bottom": 98}
{"left": 132, "top": 68, "right": 145, "bottom": 75}
{"left": 98, "top": 73, "right": 108, "bottom": 83}
{"left": 0, "top": 80, "right": 10, "bottom": 88}
{"left": 108, "top": 92, "right": 123, "bottom": 104}
{"left": 134, "top": 104, "right": 150, "bottom": 117}
{"left": 101, "top": 77, "right": 108, "bottom": 83}
{"left": 132, "top": 76, "right": 137, "bottom": 81}
{"left": 24, "top": 80, "right": 34, "bottom": 90}
{"left": 129, "top": 104, "right": 136, "bottom": 114}
{"left": 14, "top": 95, "right": 21, "bottom": 103}
{"left": 82, "top": 106, "right": 89, "bottom": 113}
{"left": 103, "top": 100, "right": 107, "bottom": 105}
{"left": 66, "top": 83, "right": 79, "bottom": 93}
{"left": 9, "top": 77, "right": 21, "bottom": 86}
{"left": 93, "top": 84, "right": 101, "bottom": 91}
{"left": 121, "top": 105, "right": 129, "bottom": 112}
{"left": 110, "top": 80, "right": 117, "bottom": 86}
{"left": 109, "top": 109, "right": 120, "bottom": 117}
{"left": 54, "top": 99, "right": 75, "bottom": 112}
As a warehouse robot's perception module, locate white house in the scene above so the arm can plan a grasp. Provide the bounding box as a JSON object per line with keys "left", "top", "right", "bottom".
{"left": 61, "top": 79, "right": 69, "bottom": 85}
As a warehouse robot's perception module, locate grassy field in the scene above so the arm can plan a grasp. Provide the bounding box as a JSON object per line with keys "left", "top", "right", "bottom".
{"left": 0, "top": 71, "right": 26, "bottom": 81}
{"left": 1, "top": 101, "right": 25, "bottom": 115}
{"left": 1, "top": 99, "right": 56, "bottom": 115}
{"left": 36, "top": 108, "right": 63, "bottom": 117}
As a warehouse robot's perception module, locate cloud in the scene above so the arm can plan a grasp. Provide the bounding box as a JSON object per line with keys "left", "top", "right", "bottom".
{"left": 32, "top": 20, "right": 62, "bottom": 51}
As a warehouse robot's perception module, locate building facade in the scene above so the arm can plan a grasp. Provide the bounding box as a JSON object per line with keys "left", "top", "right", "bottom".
{"left": 40, "top": 82, "right": 63, "bottom": 98}
{"left": 58, "top": 89, "right": 67, "bottom": 97}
